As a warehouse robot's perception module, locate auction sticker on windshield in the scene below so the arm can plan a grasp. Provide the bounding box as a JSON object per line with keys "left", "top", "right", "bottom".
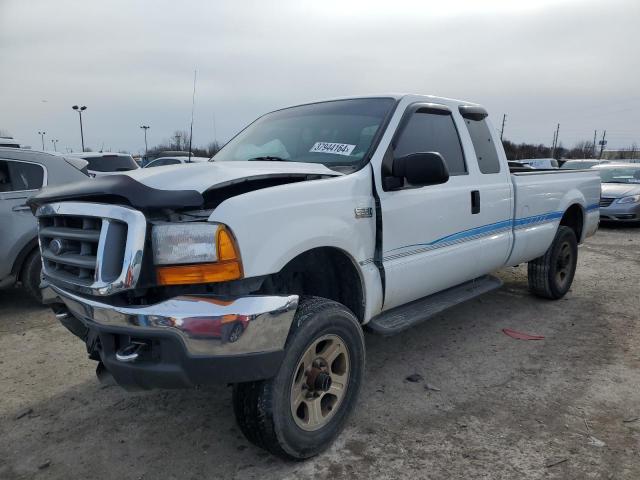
{"left": 310, "top": 142, "right": 356, "bottom": 156}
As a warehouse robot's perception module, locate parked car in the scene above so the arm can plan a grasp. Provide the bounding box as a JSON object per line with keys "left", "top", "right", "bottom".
{"left": 561, "top": 159, "right": 611, "bottom": 170}
{"left": 593, "top": 163, "right": 640, "bottom": 222}
{"left": 0, "top": 148, "right": 89, "bottom": 300}
{"left": 69, "top": 152, "right": 139, "bottom": 176}
{"left": 30, "top": 94, "right": 600, "bottom": 459}
{"left": 144, "top": 156, "right": 210, "bottom": 168}
{"left": 510, "top": 158, "right": 559, "bottom": 169}
{"left": 0, "top": 136, "right": 23, "bottom": 148}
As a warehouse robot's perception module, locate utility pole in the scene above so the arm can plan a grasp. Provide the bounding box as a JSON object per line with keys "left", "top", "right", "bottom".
{"left": 500, "top": 114, "right": 507, "bottom": 140}
{"left": 139, "top": 125, "right": 150, "bottom": 158}
{"left": 592, "top": 130, "right": 597, "bottom": 158}
{"left": 551, "top": 123, "right": 560, "bottom": 159}
{"left": 38, "top": 131, "right": 46, "bottom": 150}
{"left": 50, "top": 139, "right": 59, "bottom": 151}
{"left": 173, "top": 133, "right": 182, "bottom": 150}
{"left": 598, "top": 130, "right": 607, "bottom": 159}
{"left": 188, "top": 69, "right": 197, "bottom": 162}
{"left": 72, "top": 105, "right": 87, "bottom": 152}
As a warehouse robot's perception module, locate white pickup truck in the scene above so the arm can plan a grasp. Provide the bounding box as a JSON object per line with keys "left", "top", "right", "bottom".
{"left": 29, "top": 94, "right": 600, "bottom": 459}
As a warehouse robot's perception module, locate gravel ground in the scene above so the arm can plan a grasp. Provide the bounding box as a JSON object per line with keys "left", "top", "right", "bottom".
{"left": 1, "top": 225, "right": 639, "bottom": 480}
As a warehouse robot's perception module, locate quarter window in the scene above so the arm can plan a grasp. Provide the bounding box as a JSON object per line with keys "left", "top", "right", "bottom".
{"left": 394, "top": 111, "right": 467, "bottom": 176}
{"left": 464, "top": 118, "right": 501, "bottom": 174}
{"left": 0, "top": 160, "right": 45, "bottom": 192}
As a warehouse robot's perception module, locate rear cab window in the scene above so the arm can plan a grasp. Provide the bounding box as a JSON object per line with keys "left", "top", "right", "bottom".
{"left": 462, "top": 116, "right": 501, "bottom": 174}
{"left": 0, "top": 160, "right": 46, "bottom": 193}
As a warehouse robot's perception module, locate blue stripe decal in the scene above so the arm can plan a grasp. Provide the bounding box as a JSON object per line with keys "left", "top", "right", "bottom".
{"left": 385, "top": 209, "right": 569, "bottom": 256}
{"left": 586, "top": 203, "right": 599, "bottom": 212}
{"left": 387, "top": 218, "right": 514, "bottom": 253}
{"left": 513, "top": 211, "right": 563, "bottom": 228}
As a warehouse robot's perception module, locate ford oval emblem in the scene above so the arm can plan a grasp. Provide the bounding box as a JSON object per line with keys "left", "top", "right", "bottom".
{"left": 49, "top": 238, "right": 64, "bottom": 255}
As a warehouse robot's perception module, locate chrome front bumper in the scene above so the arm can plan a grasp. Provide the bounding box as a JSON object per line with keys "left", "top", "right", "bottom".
{"left": 46, "top": 284, "right": 299, "bottom": 357}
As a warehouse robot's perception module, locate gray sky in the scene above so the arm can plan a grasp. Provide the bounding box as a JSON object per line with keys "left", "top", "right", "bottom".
{"left": 1, "top": 0, "right": 639, "bottom": 154}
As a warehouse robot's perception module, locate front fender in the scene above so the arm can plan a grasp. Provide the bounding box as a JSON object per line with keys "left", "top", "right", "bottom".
{"left": 208, "top": 166, "right": 376, "bottom": 278}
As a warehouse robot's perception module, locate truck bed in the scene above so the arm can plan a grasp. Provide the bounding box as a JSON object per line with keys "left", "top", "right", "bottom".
{"left": 506, "top": 169, "right": 601, "bottom": 266}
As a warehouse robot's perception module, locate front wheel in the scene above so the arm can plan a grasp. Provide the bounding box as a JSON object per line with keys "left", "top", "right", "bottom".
{"left": 232, "top": 296, "right": 365, "bottom": 459}
{"left": 528, "top": 226, "right": 578, "bottom": 299}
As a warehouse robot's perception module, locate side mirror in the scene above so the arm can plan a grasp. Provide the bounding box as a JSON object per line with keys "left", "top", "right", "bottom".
{"left": 389, "top": 152, "right": 450, "bottom": 188}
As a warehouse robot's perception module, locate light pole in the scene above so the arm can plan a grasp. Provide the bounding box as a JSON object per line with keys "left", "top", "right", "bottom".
{"left": 72, "top": 105, "right": 87, "bottom": 152}
{"left": 38, "top": 131, "right": 46, "bottom": 150}
{"left": 51, "top": 139, "right": 59, "bottom": 152}
{"left": 140, "top": 125, "right": 150, "bottom": 159}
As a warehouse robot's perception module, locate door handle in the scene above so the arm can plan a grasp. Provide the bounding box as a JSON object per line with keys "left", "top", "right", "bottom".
{"left": 471, "top": 190, "right": 480, "bottom": 214}
{"left": 12, "top": 204, "right": 31, "bottom": 212}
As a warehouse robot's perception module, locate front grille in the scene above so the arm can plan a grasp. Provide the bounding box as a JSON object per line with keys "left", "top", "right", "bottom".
{"left": 38, "top": 215, "right": 126, "bottom": 285}
{"left": 36, "top": 202, "right": 146, "bottom": 295}
{"left": 600, "top": 197, "right": 615, "bottom": 207}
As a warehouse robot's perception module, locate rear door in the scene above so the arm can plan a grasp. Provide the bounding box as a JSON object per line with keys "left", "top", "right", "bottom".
{"left": 0, "top": 159, "right": 46, "bottom": 279}
{"left": 457, "top": 105, "right": 514, "bottom": 269}
{"left": 378, "top": 103, "right": 512, "bottom": 310}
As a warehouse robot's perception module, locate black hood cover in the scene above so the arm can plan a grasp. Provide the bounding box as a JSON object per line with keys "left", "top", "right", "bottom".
{"left": 27, "top": 174, "right": 204, "bottom": 210}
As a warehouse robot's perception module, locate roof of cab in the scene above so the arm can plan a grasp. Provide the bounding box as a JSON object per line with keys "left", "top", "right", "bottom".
{"left": 277, "top": 93, "right": 482, "bottom": 112}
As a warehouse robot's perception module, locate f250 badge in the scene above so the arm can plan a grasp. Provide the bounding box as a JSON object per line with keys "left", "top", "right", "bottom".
{"left": 354, "top": 207, "right": 373, "bottom": 219}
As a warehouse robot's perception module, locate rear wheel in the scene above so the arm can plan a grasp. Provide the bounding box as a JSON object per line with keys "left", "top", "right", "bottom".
{"left": 232, "top": 296, "right": 365, "bottom": 459}
{"left": 528, "top": 226, "right": 578, "bottom": 299}
{"left": 21, "top": 250, "right": 43, "bottom": 303}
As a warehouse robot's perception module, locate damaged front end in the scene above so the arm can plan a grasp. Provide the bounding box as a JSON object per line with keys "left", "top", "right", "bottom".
{"left": 29, "top": 167, "right": 335, "bottom": 389}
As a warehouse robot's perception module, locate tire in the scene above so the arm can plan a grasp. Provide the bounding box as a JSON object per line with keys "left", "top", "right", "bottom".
{"left": 232, "top": 296, "right": 365, "bottom": 460}
{"left": 528, "top": 226, "right": 578, "bottom": 300}
{"left": 21, "top": 249, "right": 43, "bottom": 303}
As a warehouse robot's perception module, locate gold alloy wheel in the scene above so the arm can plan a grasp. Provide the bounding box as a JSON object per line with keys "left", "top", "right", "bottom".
{"left": 289, "top": 334, "right": 350, "bottom": 431}
{"left": 555, "top": 241, "right": 573, "bottom": 288}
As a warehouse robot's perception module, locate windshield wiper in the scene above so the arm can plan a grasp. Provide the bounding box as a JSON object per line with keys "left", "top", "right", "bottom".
{"left": 247, "top": 156, "right": 288, "bottom": 162}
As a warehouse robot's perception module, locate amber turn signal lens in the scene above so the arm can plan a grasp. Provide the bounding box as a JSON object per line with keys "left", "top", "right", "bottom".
{"left": 156, "top": 261, "right": 242, "bottom": 286}
{"left": 217, "top": 227, "right": 239, "bottom": 261}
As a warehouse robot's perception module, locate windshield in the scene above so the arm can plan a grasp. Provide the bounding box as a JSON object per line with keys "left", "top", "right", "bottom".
{"left": 212, "top": 98, "right": 396, "bottom": 169}
{"left": 597, "top": 167, "right": 640, "bottom": 184}
{"left": 83, "top": 154, "right": 139, "bottom": 172}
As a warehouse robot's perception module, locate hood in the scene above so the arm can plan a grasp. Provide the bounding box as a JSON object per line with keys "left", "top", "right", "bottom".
{"left": 127, "top": 161, "right": 341, "bottom": 193}
{"left": 28, "top": 161, "right": 341, "bottom": 210}
{"left": 601, "top": 182, "right": 640, "bottom": 198}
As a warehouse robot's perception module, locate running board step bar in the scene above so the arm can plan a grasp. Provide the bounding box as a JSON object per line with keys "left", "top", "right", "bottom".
{"left": 367, "top": 275, "right": 503, "bottom": 336}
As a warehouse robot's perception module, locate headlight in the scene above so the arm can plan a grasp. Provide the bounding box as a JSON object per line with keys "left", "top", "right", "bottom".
{"left": 152, "top": 223, "right": 242, "bottom": 285}
{"left": 616, "top": 195, "right": 640, "bottom": 205}
{"left": 152, "top": 223, "right": 219, "bottom": 265}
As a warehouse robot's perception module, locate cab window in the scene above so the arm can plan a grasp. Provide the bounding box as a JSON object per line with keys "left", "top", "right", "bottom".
{"left": 394, "top": 110, "right": 467, "bottom": 176}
